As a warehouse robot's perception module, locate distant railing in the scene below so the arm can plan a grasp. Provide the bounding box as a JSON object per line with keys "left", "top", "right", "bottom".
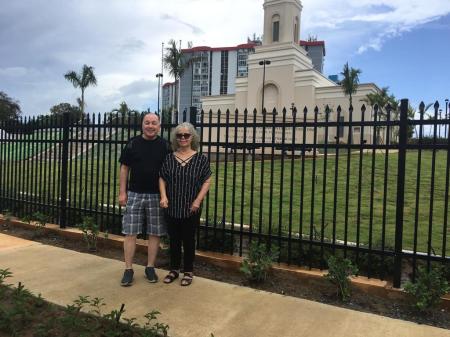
{"left": 0, "top": 99, "right": 449, "bottom": 288}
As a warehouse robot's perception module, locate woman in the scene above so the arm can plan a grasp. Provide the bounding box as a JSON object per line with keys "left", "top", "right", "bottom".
{"left": 159, "top": 122, "right": 211, "bottom": 286}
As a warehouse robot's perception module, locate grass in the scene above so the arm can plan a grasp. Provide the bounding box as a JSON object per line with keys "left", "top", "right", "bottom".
{"left": 1, "top": 145, "right": 449, "bottom": 255}
{"left": 206, "top": 149, "right": 450, "bottom": 255}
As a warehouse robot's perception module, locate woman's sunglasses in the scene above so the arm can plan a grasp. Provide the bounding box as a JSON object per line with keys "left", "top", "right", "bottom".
{"left": 176, "top": 133, "right": 191, "bottom": 140}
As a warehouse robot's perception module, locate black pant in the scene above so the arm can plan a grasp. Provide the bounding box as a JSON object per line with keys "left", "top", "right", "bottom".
{"left": 166, "top": 213, "right": 200, "bottom": 273}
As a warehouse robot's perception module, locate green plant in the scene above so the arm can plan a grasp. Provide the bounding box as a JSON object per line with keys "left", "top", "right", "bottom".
{"left": 404, "top": 266, "right": 450, "bottom": 311}
{"left": 325, "top": 255, "right": 358, "bottom": 302}
{"left": 240, "top": 241, "right": 279, "bottom": 283}
{"left": 2, "top": 210, "right": 13, "bottom": 228}
{"left": 31, "top": 211, "right": 50, "bottom": 237}
{"left": 77, "top": 217, "right": 100, "bottom": 251}
{"left": 141, "top": 310, "right": 169, "bottom": 337}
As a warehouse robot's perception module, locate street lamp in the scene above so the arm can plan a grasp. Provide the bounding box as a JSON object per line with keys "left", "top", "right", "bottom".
{"left": 156, "top": 73, "right": 163, "bottom": 114}
{"left": 259, "top": 60, "right": 271, "bottom": 113}
{"left": 445, "top": 98, "right": 449, "bottom": 138}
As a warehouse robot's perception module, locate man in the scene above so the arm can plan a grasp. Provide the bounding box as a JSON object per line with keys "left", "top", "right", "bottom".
{"left": 118, "top": 113, "right": 169, "bottom": 286}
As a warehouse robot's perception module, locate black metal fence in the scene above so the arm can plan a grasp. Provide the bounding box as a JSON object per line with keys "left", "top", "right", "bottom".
{"left": 1, "top": 99, "right": 449, "bottom": 287}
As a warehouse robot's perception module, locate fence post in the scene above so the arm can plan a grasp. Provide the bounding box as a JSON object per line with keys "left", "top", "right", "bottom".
{"left": 59, "top": 112, "right": 70, "bottom": 228}
{"left": 393, "top": 98, "right": 408, "bottom": 288}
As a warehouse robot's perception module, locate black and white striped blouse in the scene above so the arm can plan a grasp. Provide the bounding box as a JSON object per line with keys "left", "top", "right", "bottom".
{"left": 160, "top": 152, "right": 212, "bottom": 219}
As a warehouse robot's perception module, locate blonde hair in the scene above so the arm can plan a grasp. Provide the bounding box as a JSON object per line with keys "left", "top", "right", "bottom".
{"left": 171, "top": 122, "right": 200, "bottom": 151}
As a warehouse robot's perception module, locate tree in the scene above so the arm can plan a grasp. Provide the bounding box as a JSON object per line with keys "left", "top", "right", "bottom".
{"left": 340, "top": 62, "right": 361, "bottom": 108}
{"left": 0, "top": 91, "right": 21, "bottom": 121}
{"left": 106, "top": 101, "right": 140, "bottom": 125}
{"left": 64, "top": 64, "right": 97, "bottom": 115}
{"left": 50, "top": 102, "right": 82, "bottom": 122}
{"left": 362, "top": 86, "right": 398, "bottom": 120}
{"left": 163, "top": 39, "right": 183, "bottom": 112}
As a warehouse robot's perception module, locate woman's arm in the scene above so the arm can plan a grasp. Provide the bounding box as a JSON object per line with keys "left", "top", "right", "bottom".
{"left": 159, "top": 177, "right": 169, "bottom": 208}
{"left": 190, "top": 177, "right": 211, "bottom": 212}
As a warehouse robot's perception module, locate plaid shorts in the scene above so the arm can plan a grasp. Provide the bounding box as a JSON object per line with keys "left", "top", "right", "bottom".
{"left": 122, "top": 192, "right": 166, "bottom": 236}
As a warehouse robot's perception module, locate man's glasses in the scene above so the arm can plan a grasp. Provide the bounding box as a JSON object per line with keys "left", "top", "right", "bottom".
{"left": 176, "top": 133, "right": 191, "bottom": 140}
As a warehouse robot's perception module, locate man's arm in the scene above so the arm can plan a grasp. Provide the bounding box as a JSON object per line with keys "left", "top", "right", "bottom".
{"left": 119, "top": 164, "right": 129, "bottom": 206}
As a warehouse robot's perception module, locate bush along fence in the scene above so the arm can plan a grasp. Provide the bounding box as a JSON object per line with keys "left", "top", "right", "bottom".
{"left": 1, "top": 99, "right": 449, "bottom": 288}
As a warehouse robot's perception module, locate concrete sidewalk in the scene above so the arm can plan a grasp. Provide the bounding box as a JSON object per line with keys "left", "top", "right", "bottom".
{"left": 0, "top": 233, "right": 448, "bottom": 337}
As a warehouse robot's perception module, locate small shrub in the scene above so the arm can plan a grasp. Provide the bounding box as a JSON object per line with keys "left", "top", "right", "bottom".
{"left": 2, "top": 210, "right": 13, "bottom": 228}
{"left": 31, "top": 212, "right": 50, "bottom": 237}
{"left": 325, "top": 255, "right": 358, "bottom": 302}
{"left": 240, "top": 241, "right": 279, "bottom": 283}
{"left": 77, "top": 216, "right": 100, "bottom": 251}
{"left": 404, "top": 266, "right": 450, "bottom": 311}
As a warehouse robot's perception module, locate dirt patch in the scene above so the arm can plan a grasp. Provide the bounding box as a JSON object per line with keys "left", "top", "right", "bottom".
{"left": 2, "top": 224, "right": 449, "bottom": 330}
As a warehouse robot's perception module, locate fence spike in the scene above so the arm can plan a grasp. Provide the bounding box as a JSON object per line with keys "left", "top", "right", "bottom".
{"left": 303, "top": 106, "right": 308, "bottom": 114}
{"left": 361, "top": 104, "right": 366, "bottom": 113}
{"left": 337, "top": 105, "right": 342, "bottom": 114}
{"left": 349, "top": 104, "right": 353, "bottom": 113}
{"left": 434, "top": 101, "right": 440, "bottom": 110}
{"left": 419, "top": 101, "right": 425, "bottom": 114}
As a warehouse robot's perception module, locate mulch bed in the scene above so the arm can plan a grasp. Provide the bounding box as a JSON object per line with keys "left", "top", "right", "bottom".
{"left": 2, "top": 224, "right": 449, "bottom": 330}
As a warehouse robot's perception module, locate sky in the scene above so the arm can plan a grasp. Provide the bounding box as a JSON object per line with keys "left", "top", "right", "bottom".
{"left": 1, "top": 0, "right": 450, "bottom": 117}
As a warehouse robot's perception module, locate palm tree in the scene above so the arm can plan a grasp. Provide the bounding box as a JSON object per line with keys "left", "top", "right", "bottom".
{"left": 163, "top": 40, "right": 183, "bottom": 112}
{"left": 64, "top": 64, "right": 97, "bottom": 115}
{"left": 362, "top": 87, "right": 398, "bottom": 119}
{"left": 340, "top": 62, "right": 361, "bottom": 108}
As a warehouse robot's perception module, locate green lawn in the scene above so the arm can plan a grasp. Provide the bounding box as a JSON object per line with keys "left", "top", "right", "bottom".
{"left": 1, "top": 146, "right": 449, "bottom": 255}
{"left": 206, "top": 150, "right": 450, "bottom": 255}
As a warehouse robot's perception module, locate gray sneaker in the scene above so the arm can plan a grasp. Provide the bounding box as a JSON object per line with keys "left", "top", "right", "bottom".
{"left": 121, "top": 269, "right": 134, "bottom": 286}
{"left": 145, "top": 267, "right": 158, "bottom": 283}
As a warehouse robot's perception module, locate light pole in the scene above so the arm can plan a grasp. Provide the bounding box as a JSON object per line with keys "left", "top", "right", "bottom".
{"left": 259, "top": 60, "right": 271, "bottom": 113}
{"left": 156, "top": 73, "right": 163, "bottom": 115}
{"left": 446, "top": 98, "right": 449, "bottom": 138}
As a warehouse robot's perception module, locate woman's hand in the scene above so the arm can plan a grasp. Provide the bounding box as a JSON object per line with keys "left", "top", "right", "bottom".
{"left": 190, "top": 199, "right": 201, "bottom": 213}
{"left": 160, "top": 196, "right": 169, "bottom": 208}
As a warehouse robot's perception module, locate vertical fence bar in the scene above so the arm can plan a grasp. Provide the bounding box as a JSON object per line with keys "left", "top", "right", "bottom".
{"left": 298, "top": 106, "right": 307, "bottom": 263}
{"left": 213, "top": 110, "right": 221, "bottom": 245}
{"left": 332, "top": 106, "right": 341, "bottom": 253}
{"left": 59, "top": 112, "right": 70, "bottom": 228}
{"left": 380, "top": 104, "right": 392, "bottom": 279}
{"left": 204, "top": 109, "right": 213, "bottom": 248}
{"left": 221, "top": 109, "right": 230, "bottom": 253}
{"left": 239, "top": 109, "right": 248, "bottom": 256}
{"left": 344, "top": 105, "right": 353, "bottom": 258}
{"left": 427, "top": 101, "right": 439, "bottom": 270}
{"left": 288, "top": 107, "right": 297, "bottom": 264}
{"left": 356, "top": 105, "right": 366, "bottom": 265}
{"left": 258, "top": 109, "right": 267, "bottom": 242}
{"left": 443, "top": 104, "right": 450, "bottom": 263}
{"left": 320, "top": 106, "right": 330, "bottom": 268}
{"left": 54, "top": 115, "right": 62, "bottom": 222}
{"left": 309, "top": 107, "right": 318, "bottom": 268}
{"left": 368, "top": 105, "right": 378, "bottom": 276}
{"left": 393, "top": 98, "right": 409, "bottom": 288}
{"left": 231, "top": 109, "right": 238, "bottom": 254}
{"left": 278, "top": 108, "right": 287, "bottom": 255}
{"left": 268, "top": 109, "right": 276, "bottom": 248}
{"left": 249, "top": 109, "right": 257, "bottom": 242}
{"left": 412, "top": 102, "right": 425, "bottom": 280}
{"left": 25, "top": 118, "right": 32, "bottom": 215}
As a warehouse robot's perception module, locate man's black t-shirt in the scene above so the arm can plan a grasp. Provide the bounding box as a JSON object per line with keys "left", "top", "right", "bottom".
{"left": 119, "top": 135, "right": 169, "bottom": 194}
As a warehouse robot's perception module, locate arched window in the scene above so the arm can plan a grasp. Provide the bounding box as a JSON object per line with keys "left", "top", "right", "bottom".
{"left": 272, "top": 14, "right": 280, "bottom": 42}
